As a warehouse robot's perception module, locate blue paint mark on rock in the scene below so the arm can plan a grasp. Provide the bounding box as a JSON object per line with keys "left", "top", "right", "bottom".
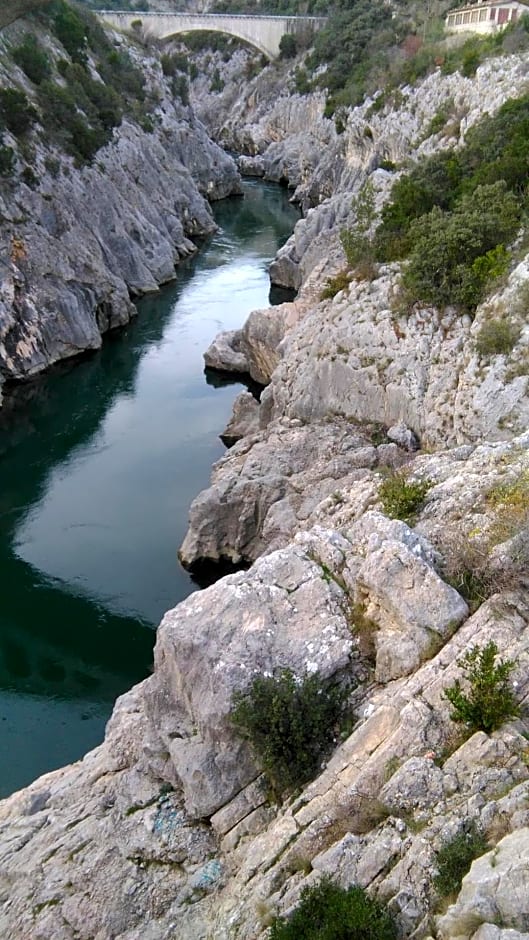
{"left": 190, "top": 859, "right": 222, "bottom": 890}
{"left": 153, "top": 803, "right": 186, "bottom": 841}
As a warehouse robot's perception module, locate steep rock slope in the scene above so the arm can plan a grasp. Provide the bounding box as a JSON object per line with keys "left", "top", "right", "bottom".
{"left": 0, "top": 10, "right": 240, "bottom": 404}
{"left": 1, "top": 435, "right": 529, "bottom": 938}
{"left": 180, "top": 52, "right": 529, "bottom": 569}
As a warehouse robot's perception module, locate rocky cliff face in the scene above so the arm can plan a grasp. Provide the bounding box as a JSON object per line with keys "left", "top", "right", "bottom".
{"left": 1, "top": 435, "right": 529, "bottom": 939}
{"left": 0, "top": 16, "right": 240, "bottom": 405}
{"left": 2, "top": 27, "right": 529, "bottom": 940}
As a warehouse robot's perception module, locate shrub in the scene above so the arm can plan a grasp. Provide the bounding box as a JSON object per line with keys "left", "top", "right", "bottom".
{"left": 291, "top": 65, "right": 310, "bottom": 95}
{"left": 320, "top": 269, "right": 351, "bottom": 300}
{"left": 279, "top": 33, "right": 297, "bottom": 59}
{"left": 434, "top": 823, "right": 489, "bottom": 898}
{"left": 476, "top": 318, "right": 520, "bottom": 358}
{"left": 379, "top": 472, "right": 431, "bottom": 522}
{"left": 231, "top": 669, "right": 350, "bottom": 796}
{"left": 172, "top": 74, "right": 189, "bottom": 105}
{"left": 12, "top": 34, "right": 51, "bottom": 85}
{"left": 270, "top": 876, "right": 398, "bottom": 940}
{"left": 443, "top": 640, "right": 520, "bottom": 734}
{"left": 21, "top": 165, "right": 38, "bottom": 187}
{"left": 210, "top": 68, "right": 224, "bottom": 93}
{"left": 0, "top": 143, "right": 15, "bottom": 175}
{"left": 0, "top": 88, "right": 37, "bottom": 136}
{"left": 401, "top": 184, "right": 518, "bottom": 311}
{"left": 51, "top": 0, "right": 87, "bottom": 62}
{"left": 341, "top": 181, "right": 378, "bottom": 272}
{"left": 161, "top": 52, "right": 188, "bottom": 76}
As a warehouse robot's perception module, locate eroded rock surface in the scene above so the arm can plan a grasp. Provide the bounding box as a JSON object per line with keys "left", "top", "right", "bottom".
{"left": 0, "top": 22, "right": 240, "bottom": 402}
{"left": 1, "top": 515, "right": 529, "bottom": 938}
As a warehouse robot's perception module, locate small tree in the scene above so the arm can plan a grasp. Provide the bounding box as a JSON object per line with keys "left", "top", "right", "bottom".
{"left": 0, "top": 143, "right": 15, "bottom": 176}
{"left": 231, "top": 669, "right": 350, "bottom": 796}
{"left": 340, "top": 181, "right": 377, "bottom": 271}
{"left": 0, "top": 88, "right": 37, "bottom": 136}
{"left": 279, "top": 33, "right": 297, "bottom": 59}
{"left": 443, "top": 640, "right": 520, "bottom": 734}
{"left": 13, "top": 35, "right": 51, "bottom": 85}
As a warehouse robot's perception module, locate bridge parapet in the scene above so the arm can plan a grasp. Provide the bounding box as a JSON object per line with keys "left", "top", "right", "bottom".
{"left": 98, "top": 11, "right": 327, "bottom": 59}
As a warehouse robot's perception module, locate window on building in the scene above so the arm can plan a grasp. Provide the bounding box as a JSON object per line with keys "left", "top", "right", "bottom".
{"left": 490, "top": 7, "right": 496, "bottom": 18}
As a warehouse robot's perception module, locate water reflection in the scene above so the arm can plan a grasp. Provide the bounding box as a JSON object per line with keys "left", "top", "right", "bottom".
{"left": 0, "top": 181, "right": 299, "bottom": 795}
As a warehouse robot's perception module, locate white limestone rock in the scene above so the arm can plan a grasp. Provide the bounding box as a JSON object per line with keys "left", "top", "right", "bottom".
{"left": 203, "top": 329, "right": 249, "bottom": 374}
{"left": 437, "top": 829, "right": 529, "bottom": 939}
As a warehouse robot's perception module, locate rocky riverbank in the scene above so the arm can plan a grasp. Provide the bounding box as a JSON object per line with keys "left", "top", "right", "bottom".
{"left": 1, "top": 432, "right": 529, "bottom": 939}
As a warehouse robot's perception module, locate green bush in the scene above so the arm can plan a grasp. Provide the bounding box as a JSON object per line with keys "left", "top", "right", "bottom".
{"left": 320, "top": 269, "right": 351, "bottom": 300}
{"left": 51, "top": 0, "right": 88, "bottom": 62}
{"left": 0, "top": 88, "right": 37, "bottom": 136}
{"left": 270, "top": 876, "right": 398, "bottom": 940}
{"left": 210, "top": 68, "right": 225, "bottom": 93}
{"left": 279, "top": 33, "right": 297, "bottom": 59}
{"left": 379, "top": 472, "right": 430, "bottom": 523}
{"left": 340, "top": 181, "right": 377, "bottom": 271}
{"left": 443, "top": 640, "right": 520, "bottom": 734}
{"left": 12, "top": 34, "right": 51, "bottom": 85}
{"left": 401, "top": 183, "right": 518, "bottom": 311}
{"left": 293, "top": 65, "right": 311, "bottom": 95}
{"left": 476, "top": 318, "right": 520, "bottom": 358}
{"left": 434, "top": 823, "right": 489, "bottom": 898}
{"left": 0, "top": 143, "right": 15, "bottom": 176}
{"left": 21, "top": 164, "right": 39, "bottom": 187}
{"left": 231, "top": 668, "right": 350, "bottom": 796}
{"left": 172, "top": 74, "right": 189, "bottom": 105}
{"left": 161, "top": 51, "right": 189, "bottom": 76}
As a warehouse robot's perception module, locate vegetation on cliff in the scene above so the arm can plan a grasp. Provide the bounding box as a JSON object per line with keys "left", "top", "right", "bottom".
{"left": 231, "top": 668, "right": 350, "bottom": 796}
{"left": 270, "top": 877, "right": 398, "bottom": 939}
{"left": 211, "top": 0, "right": 529, "bottom": 115}
{"left": 339, "top": 91, "right": 529, "bottom": 312}
{"left": 0, "top": 0, "right": 158, "bottom": 171}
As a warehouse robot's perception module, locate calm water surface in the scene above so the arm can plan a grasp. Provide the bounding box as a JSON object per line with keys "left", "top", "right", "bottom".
{"left": 0, "top": 180, "right": 299, "bottom": 797}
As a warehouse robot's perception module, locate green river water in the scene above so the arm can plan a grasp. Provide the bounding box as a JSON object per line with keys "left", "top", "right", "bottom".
{"left": 0, "top": 180, "right": 299, "bottom": 797}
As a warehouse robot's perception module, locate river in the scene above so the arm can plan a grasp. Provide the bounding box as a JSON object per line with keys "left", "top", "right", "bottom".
{"left": 0, "top": 180, "right": 299, "bottom": 798}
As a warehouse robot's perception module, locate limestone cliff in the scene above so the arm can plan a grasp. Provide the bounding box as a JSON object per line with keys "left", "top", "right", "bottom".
{"left": 0, "top": 11, "right": 240, "bottom": 404}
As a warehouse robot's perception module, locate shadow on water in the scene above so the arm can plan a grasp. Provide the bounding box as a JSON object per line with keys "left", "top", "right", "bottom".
{"left": 0, "top": 179, "right": 299, "bottom": 795}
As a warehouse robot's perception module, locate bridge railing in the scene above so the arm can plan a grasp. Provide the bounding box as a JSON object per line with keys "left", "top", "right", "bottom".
{"left": 98, "top": 11, "right": 327, "bottom": 22}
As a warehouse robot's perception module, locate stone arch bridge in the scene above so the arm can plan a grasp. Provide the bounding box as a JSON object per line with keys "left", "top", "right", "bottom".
{"left": 98, "top": 11, "right": 327, "bottom": 59}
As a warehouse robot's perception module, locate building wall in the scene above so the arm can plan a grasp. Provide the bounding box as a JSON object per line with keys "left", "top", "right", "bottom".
{"left": 445, "top": 1, "right": 525, "bottom": 34}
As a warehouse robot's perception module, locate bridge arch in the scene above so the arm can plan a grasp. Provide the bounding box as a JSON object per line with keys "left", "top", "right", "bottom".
{"left": 162, "top": 24, "right": 272, "bottom": 60}
{"left": 98, "top": 12, "right": 327, "bottom": 60}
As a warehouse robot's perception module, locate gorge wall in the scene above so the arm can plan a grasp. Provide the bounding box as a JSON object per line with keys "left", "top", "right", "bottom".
{"left": 0, "top": 7, "right": 240, "bottom": 406}
{"left": 1, "top": 12, "right": 529, "bottom": 940}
